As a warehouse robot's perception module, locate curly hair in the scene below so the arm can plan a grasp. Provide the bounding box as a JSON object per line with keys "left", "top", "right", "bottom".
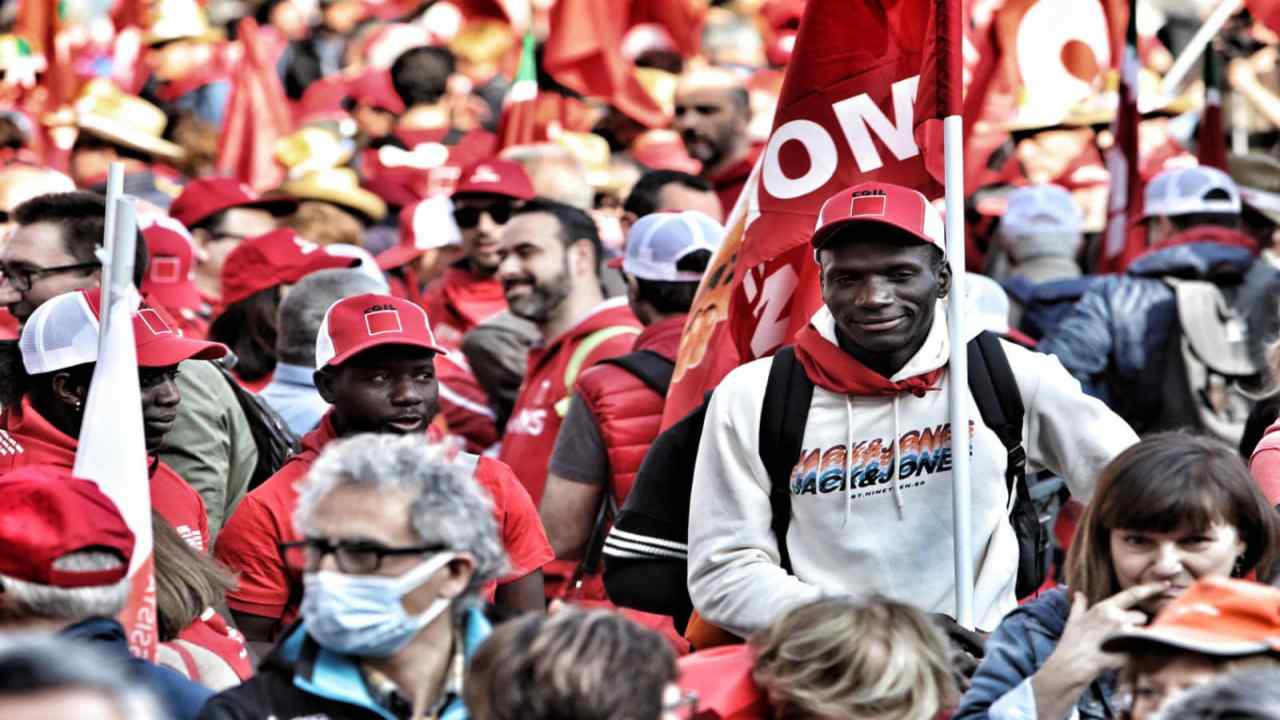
{"left": 295, "top": 434, "right": 508, "bottom": 610}
{"left": 750, "top": 596, "right": 958, "bottom": 720}
{"left": 465, "top": 608, "right": 678, "bottom": 720}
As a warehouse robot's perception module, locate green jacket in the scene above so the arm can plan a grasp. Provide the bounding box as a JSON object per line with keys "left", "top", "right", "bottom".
{"left": 158, "top": 359, "right": 257, "bottom": 541}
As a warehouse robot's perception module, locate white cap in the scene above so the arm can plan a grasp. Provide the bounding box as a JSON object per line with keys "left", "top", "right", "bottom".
{"left": 1001, "top": 184, "right": 1083, "bottom": 237}
{"left": 964, "top": 273, "right": 1011, "bottom": 337}
{"left": 617, "top": 211, "right": 724, "bottom": 282}
{"left": 1144, "top": 165, "right": 1241, "bottom": 218}
{"left": 19, "top": 291, "right": 103, "bottom": 375}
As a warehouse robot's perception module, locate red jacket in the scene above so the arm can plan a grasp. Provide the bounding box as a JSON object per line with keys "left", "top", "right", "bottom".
{"left": 437, "top": 350, "right": 500, "bottom": 453}
{"left": 215, "top": 411, "right": 553, "bottom": 631}
{"left": 498, "top": 298, "right": 642, "bottom": 505}
{"left": 709, "top": 144, "right": 763, "bottom": 218}
{"left": 423, "top": 263, "right": 509, "bottom": 350}
{"left": 575, "top": 315, "right": 685, "bottom": 504}
{"left": 0, "top": 397, "right": 211, "bottom": 553}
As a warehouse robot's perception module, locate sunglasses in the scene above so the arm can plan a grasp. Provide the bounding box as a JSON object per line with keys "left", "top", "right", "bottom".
{"left": 453, "top": 202, "right": 515, "bottom": 230}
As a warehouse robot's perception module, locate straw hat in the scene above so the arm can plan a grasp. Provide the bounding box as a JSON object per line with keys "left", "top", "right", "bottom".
{"left": 73, "top": 79, "right": 185, "bottom": 162}
{"left": 275, "top": 126, "right": 356, "bottom": 175}
{"left": 554, "top": 131, "right": 617, "bottom": 191}
{"left": 142, "top": 0, "right": 219, "bottom": 46}
{"left": 281, "top": 167, "right": 388, "bottom": 223}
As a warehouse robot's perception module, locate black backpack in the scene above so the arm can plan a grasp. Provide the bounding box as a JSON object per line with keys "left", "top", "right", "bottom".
{"left": 211, "top": 360, "right": 300, "bottom": 490}
{"left": 602, "top": 332, "right": 1048, "bottom": 630}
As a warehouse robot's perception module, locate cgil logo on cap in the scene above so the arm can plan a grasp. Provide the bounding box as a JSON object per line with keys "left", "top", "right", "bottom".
{"left": 150, "top": 257, "right": 183, "bottom": 284}
{"left": 469, "top": 165, "right": 501, "bottom": 185}
{"left": 850, "top": 189, "right": 888, "bottom": 218}
{"left": 364, "top": 308, "right": 403, "bottom": 336}
{"left": 137, "top": 308, "right": 175, "bottom": 336}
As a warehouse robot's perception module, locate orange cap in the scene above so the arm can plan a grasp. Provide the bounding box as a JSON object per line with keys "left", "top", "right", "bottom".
{"left": 1102, "top": 577, "right": 1280, "bottom": 657}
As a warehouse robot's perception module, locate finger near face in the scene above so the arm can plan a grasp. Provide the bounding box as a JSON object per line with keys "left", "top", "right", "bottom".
{"left": 1108, "top": 522, "right": 1246, "bottom": 613}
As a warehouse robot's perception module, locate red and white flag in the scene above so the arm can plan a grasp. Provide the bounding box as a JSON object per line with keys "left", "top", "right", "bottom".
{"left": 1099, "top": 0, "right": 1143, "bottom": 274}
{"left": 497, "top": 32, "right": 540, "bottom": 149}
{"left": 1198, "top": 44, "right": 1227, "bottom": 172}
{"left": 216, "top": 17, "right": 293, "bottom": 193}
{"left": 663, "top": 0, "right": 949, "bottom": 426}
{"left": 73, "top": 277, "right": 155, "bottom": 660}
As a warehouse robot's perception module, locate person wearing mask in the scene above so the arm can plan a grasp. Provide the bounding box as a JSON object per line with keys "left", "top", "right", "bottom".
{"left": 215, "top": 294, "right": 553, "bottom": 646}
{"left": 0, "top": 465, "right": 213, "bottom": 719}
{"left": 200, "top": 434, "right": 507, "bottom": 719}
{"left": 687, "top": 182, "right": 1136, "bottom": 640}
{"left": 540, "top": 211, "right": 722, "bottom": 613}
{"left": 956, "top": 434, "right": 1280, "bottom": 720}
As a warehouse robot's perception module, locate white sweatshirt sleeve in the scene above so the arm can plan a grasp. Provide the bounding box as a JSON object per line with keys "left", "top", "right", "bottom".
{"left": 686, "top": 360, "right": 825, "bottom": 638}
{"left": 1005, "top": 341, "right": 1139, "bottom": 504}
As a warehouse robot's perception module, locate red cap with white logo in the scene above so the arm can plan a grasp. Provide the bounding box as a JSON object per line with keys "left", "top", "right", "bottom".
{"left": 315, "top": 293, "right": 446, "bottom": 369}
{"left": 810, "top": 182, "right": 945, "bottom": 253}
{"left": 19, "top": 288, "right": 227, "bottom": 374}
{"left": 451, "top": 159, "right": 535, "bottom": 201}
{"left": 140, "top": 216, "right": 202, "bottom": 317}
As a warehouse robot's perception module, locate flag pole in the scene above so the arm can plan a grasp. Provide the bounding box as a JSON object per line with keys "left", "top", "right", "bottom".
{"left": 1158, "top": 0, "right": 1243, "bottom": 99}
{"left": 98, "top": 162, "right": 125, "bottom": 339}
{"left": 944, "top": 112, "right": 973, "bottom": 629}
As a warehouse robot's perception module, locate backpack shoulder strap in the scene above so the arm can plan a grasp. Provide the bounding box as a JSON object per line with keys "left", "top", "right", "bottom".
{"left": 759, "top": 347, "right": 815, "bottom": 573}
{"left": 555, "top": 325, "right": 642, "bottom": 416}
{"left": 966, "top": 332, "right": 1026, "bottom": 499}
{"left": 601, "top": 350, "right": 676, "bottom": 396}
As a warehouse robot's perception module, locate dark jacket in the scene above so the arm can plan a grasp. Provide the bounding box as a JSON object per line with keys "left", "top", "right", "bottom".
{"left": 954, "top": 588, "right": 1116, "bottom": 720}
{"left": 1038, "top": 240, "right": 1257, "bottom": 432}
{"left": 198, "top": 608, "right": 491, "bottom": 720}
{"left": 62, "top": 617, "right": 214, "bottom": 720}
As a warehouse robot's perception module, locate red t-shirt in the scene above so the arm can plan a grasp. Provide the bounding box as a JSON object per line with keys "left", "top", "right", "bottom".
{"left": 167, "top": 607, "right": 253, "bottom": 680}
{"left": 498, "top": 298, "right": 642, "bottom": 505}
{"left": 214, "top": 411, "right": 553, "bottom": 628}
{"left": 0, "top": 398, "right": 211, "bottom": 553}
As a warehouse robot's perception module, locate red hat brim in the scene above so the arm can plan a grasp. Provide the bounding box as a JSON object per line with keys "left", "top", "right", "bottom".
{"left": 323, "top": 336, "right": 446, "bottom": 368}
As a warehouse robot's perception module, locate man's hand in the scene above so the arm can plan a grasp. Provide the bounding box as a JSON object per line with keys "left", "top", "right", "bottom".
{"left": 931, "top": 614, "right": 990, "bottom": 688}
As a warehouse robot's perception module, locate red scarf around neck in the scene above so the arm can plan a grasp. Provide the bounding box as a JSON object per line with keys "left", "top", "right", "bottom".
{"left": 792, "top": 324, "right": 943, "bottom": 397}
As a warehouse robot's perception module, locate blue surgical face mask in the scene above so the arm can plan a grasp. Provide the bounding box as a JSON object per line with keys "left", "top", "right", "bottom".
{"left": 301, "top": 551, "right": 455, "bottom": 657}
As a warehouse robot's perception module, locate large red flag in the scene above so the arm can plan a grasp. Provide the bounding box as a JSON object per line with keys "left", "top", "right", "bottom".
{"left": 1098, "top": 0, "right": 1143, "bottom": 274}
{"left": 216, "top": 18, "right": 293, "bottom": 192}
{"left": 663, "top": 0, "right": 946, "bottom": 426}
{"left": 543, "top": 0, "right": 667, "bottom": 129}
{"left": 629, "top": 0, "right": 709, "bottom": 58}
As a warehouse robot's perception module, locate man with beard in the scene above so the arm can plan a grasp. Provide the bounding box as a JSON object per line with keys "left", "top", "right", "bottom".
{"left": 215, "top": 293, "right": 553, "bottom": 646}
{"left": 495, "top": 199, "right": 640, "bottom": 596}
{"left": 674, "top": 68, "right": 761, "bottom": 217}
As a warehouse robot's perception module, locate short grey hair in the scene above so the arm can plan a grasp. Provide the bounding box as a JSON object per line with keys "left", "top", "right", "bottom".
{"left": 0, "top": 633, "right": 164, "bottom": 718}
{"left": 275, "top": 268, "right": 388, "bottom": 366}
{"left": 0, "top": 551, "right": 129, "bottom": 623}
{"left": 1154, "top": 667, "right": 1280, "bottom": 720}
{"left": 295, "top": 434, "right": 509, "bottom": 608}
{"left": 500, "top": 144, "right": 594, "bottom": 210}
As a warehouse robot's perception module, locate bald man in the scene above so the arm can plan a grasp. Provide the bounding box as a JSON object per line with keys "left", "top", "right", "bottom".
{"left": 674, "top": 68, "right": 761, "bottom": 217}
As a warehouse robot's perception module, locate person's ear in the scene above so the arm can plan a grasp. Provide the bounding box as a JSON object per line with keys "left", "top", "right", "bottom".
{"left": 439, "top": 553, "right": 476, "bottom": 600}
{"left": 51, "top": 372, "right": 87, "bottom": 412}
{"left": 568, "top": 238, "right": 596, "bottom": 278}
{"left": 624, "top": 272, "right": 640, "bottom": 306}
{"left": 314, "top": 367, "right": 337, "bottom": 404}
{"left": 936, "top": 258, "right": 952, "bottom": 300}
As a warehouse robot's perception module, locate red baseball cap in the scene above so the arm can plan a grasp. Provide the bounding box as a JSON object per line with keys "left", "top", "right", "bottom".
{"left": 315, "top": 293, "right": 446, "bottom": 368}
{"left": 452, "top": 158, "right": 535, "bottom": 200}
{"left": 21, "top": 288, "right": 227, "bottom": 374}
{"left": 0, "top": 465, "right": 134, "bottom": 588}
{"left": 1103, "top": 577, "right": 1280, "bottom": 657}
{"left": 219, "top": 228, "right": 360, "bottom": 306}
{"left": 140, "top": 216, "right": 202, "bottom": 317}
{"left": 377, "top": 197, "right": 462, "bottom": 270}
{"left": 169, "top": 177, "right": 299, "bottom": 230}
{"left": 345, "top": 68, "right": 406, "bottom": 115}
{"left": 810, "top": 182, "right": 945, "bottom": 253}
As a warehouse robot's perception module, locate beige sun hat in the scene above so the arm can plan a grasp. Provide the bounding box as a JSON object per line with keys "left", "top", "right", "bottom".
{"left": 280, "top": 168, "right": 388, "bottom": 224}
{"left": 73, "top": 79, "right": 185, "bottom": 162}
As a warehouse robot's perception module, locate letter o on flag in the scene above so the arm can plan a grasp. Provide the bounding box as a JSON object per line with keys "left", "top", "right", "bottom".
{"left": 762, "top": 119, "right": 839, "bottom": 200}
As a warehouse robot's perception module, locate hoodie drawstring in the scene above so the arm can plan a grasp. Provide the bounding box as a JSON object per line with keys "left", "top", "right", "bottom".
{"left": 843, "top": 397, "right": 854, "bottom": 527}
{"left": 891, "top": 396, "right": 904, "bottom": 519}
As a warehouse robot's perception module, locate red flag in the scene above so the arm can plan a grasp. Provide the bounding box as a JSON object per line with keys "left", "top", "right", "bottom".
{"left": 215, "top": 18, "right": 293, "bottom": 192}
{"left": 1198, "top": 44, "right": 1227, "bottom": 171}
{"left": 629, "top": 0, "right": 709, "bottom": 58}
{"left": 498, "top": 32, "right": 540, "bottom": 148}
{"left": 663, "top": 0, "right": 942, "bottom": 426}
{"left": 14, "top": 0, "right": 76, "bottom": 111}
{"left": 914, "top": 0, "right": 965, "bottom": 185}
{"left": 1098, "top": 0, "right": 1144, "bottom": 274}
{"left": 543, "top": 0, "right": 667, "bottom": 129}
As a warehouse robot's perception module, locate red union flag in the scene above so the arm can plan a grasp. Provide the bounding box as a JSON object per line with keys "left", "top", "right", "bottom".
{"left": 663, "top": 0, "right": 952, "bottom": 426}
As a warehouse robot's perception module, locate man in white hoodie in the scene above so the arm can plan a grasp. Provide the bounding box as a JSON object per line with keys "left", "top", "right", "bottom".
{"left": 686, "top": 182, "right": 1137, "bottom": 637}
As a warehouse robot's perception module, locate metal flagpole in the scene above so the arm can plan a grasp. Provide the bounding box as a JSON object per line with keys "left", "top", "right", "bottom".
{"left": 944, "top": 112, "right": 973, "bottom": 628}
{"left": 1159, "top": 0, "right": 1244, "bottom": 99}
{"left": 98, "top": 162, "right": 126, "bottom": 343}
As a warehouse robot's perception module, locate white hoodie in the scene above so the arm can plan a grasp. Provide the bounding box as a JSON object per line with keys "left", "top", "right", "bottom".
{"left": 686, "top": 304, "right": 1137, "bottom": 636}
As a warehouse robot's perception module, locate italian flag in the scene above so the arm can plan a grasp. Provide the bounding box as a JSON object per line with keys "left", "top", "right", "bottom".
{"left": 498, "top": 32, "right": 540, "bottom": 149}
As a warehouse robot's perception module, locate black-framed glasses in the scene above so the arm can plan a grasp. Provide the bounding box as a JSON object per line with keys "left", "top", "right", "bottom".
{"left": 0, "top": 261, "right": 101, "bottom": 293}
{"left": 279, "top": 538, "right": 446, "bottom": 574}
{"left": 453, "top": 201, "right": 515, "bottom": 230}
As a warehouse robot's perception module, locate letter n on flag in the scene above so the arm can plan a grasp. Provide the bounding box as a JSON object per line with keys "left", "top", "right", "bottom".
{"left": 662, "top": 0, "right": 953, "bottom": 427}
{"left": 73, "top": 288, "right": 156, "bottom": 660}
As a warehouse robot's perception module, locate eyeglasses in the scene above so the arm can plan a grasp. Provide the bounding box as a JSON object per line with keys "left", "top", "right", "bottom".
{"left": 0, "top": 261, "right": 101, "bottom": 293}
{"left": 453, "top": 202, "right": 515, "bottom": 230}
{"left": 279, "top": 538, "right": 446, "bottom": 574}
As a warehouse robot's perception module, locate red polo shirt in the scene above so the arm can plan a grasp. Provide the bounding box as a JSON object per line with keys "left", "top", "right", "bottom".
{"left": 214, "top": 411, "right": 553, "bottom": 629}
{"left": 0, "top": 397, "right": 211, "bottom": 553}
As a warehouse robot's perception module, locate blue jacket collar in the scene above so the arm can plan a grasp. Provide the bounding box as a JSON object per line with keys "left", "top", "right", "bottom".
{"left": 272, "top": 362, "right": 319, "bottom": 388}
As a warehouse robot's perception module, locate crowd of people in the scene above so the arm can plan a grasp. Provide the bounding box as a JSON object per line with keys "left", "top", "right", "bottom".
{"left": 7, "top": 0, "right": 1280, "bottom": 718}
